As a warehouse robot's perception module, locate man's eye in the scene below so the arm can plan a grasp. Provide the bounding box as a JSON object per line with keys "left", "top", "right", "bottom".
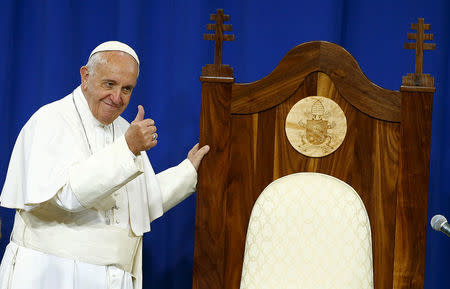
{"left": 106, "top": 82, "right": 114, "bottom": 87}
{"left": 122, "top": 87, "right": 132, "bottom": 93}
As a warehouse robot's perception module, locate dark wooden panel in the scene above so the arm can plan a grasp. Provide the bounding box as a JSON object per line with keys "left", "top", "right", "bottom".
{"left": 254, "top": 108, "right": 277, "bottom": 194}
{"left": 223, "top": 113, "right": 256, "bottom": 289}
{"left": 224, "top": 107, "right": 279, "bottom": 288}
{"left": 193, "top": 82, "right": 232, "bottom": 289}
{"left": 231, "top": 42, "right": 401, "bottom": 122}
{"left": 393, "top": 91, "right": 433, "bottom": 289}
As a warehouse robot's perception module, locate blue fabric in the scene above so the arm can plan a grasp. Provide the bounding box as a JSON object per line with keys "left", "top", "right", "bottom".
{"left": 0, "top": 1, "right": 448, "bottom": 288}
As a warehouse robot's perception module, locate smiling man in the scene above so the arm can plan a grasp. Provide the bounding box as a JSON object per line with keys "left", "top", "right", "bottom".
{"left": 0, "top": 41, "right": 209, "bottom": 289}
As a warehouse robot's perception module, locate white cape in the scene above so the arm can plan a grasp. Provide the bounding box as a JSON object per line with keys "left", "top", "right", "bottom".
{"left": 0, "top": 86, "right": 164, "bottom": 236}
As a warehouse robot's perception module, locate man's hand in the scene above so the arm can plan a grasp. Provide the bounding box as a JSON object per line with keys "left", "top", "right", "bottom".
{"left": 187, "top": 143, "right": 210, "bottom": 171}
{"left": 125, "top": 105, "right": 158, "bottom": 155}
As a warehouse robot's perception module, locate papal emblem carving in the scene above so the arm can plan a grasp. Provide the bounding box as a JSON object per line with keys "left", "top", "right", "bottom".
{"left": 285, "top": 96, "right": 347, "bottom": 157}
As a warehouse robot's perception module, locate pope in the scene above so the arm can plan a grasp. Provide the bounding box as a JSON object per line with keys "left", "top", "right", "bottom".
{"left": 0, "top": 41, "right": 209, "bottom": 289}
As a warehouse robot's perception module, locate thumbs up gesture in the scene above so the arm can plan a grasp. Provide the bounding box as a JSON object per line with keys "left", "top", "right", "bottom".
{"left": 125, "top": 105, "right": 158, "bottom": 155}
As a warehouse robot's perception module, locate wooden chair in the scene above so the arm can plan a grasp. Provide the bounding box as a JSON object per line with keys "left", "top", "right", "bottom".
{"left": 193, "top": 10, "right": 435, "bottom": 289}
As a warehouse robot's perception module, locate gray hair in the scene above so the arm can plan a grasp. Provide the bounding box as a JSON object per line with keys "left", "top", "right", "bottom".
{"left": 85, "top": 52, "right": 107, "bottom": 76}
{"left": 85, "top": 51, "right": 140, "bottom": 77}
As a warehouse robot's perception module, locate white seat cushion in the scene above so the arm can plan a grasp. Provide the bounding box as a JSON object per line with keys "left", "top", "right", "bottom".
{"left": 240, "top": 173, "right": 374, "bottom": 289}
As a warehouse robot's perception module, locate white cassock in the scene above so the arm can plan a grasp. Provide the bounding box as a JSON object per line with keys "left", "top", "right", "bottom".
{"left": 0, "top": 86, "right": 197, "bottom": 289}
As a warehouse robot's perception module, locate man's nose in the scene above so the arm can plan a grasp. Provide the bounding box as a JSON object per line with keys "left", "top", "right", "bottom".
{"left": 111, "top": 89, "right": 122, "bottom": 105}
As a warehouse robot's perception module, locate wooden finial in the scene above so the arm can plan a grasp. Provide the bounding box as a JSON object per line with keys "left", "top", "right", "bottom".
{"left": 201, "top": 9, "right": 235, "bottom": 80}
{"left": 402, "top": 18, "right": 436, "bottom": 89}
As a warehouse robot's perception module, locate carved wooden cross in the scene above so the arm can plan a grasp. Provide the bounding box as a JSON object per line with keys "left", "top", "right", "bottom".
{"left": 201, "top": 9, "right": 235, "bottom": 79}
{"left": 404, "top": 18, "right": 436, "bottom": 74}
{"left": 402, "top": 18, "right": 436, "bottom": 88}
{"left": 204, "top": 9, "right": 235, "bottom": 66}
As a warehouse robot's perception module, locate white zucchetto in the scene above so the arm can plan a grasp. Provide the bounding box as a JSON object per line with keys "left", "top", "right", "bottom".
{"left": 89, "top": 41, "right": 140, "bottom": 65}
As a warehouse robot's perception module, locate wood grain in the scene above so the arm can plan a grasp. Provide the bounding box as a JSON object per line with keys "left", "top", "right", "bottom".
{"left": 193, "top": 81, "right": 232, "bottom": 289}
{"left": 231, "top": 41, "right": 401, "bottom": 122}
{"left": 393, "top": 91, "right": 433, "bottom": 289}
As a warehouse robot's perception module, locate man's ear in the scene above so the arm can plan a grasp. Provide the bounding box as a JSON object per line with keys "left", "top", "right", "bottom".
{"left": 80, "top": 66, "right": 89, "bottom": 90}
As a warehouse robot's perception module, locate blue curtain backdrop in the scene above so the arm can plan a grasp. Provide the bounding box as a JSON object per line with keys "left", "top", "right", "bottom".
{"left": 0, "top": 0, "right": 449, "bottom": 288}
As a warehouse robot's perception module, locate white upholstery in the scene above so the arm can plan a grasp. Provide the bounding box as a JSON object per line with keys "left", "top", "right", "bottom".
{"left": 240, "top": 173, "right": 374, "bottom": 289}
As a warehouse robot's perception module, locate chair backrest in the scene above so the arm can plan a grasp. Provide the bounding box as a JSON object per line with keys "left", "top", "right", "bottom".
{"left": 240, "top": 173, "right": 373, "bottom": 289}
{"left": 193, "top": 38, "right": 434, "bottom": 289}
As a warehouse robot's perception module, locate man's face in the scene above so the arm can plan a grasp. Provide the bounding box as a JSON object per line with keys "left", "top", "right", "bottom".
{"left": 80, "top": 51, "right": 139, "bottom": 125}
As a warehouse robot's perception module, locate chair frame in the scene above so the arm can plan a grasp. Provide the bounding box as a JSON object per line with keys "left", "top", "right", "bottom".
{"left": 193, "top": 41, "right": 434, "bottom": 289}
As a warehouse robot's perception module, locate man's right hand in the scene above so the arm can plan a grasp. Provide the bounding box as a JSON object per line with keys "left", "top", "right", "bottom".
{"left": 125, "top": 105, "right": 158, "bottom": 155}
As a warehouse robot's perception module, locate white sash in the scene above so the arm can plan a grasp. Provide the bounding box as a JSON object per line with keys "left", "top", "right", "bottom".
{"left": 11, "top": 211, "right": 140, "bottom": 274}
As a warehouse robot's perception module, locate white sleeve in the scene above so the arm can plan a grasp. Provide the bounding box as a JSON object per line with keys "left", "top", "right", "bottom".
{"left": 68, "top": 135, "right": 144, "bottom": 209}
{"left": 49, "top": 135, "right": 143, "bottom": 211}
{"left": 53, "top": 183, "right": 84, "bottom": 212}
{"left": 157, "top": 159, "right": 197, "bottom": 212}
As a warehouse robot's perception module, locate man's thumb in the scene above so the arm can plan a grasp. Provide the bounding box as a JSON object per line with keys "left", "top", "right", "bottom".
{"left": 135, "top": 105, "right": 145, "bottom": 121}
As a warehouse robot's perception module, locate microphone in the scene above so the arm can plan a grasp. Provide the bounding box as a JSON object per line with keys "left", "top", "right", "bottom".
{"left": 431, "top": 215, "right": 450, "bottom": 237}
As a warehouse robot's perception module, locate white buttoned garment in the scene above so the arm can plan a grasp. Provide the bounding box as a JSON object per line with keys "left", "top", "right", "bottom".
{"left": 0, "top": 86, "right": 198, "bottom": 289}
